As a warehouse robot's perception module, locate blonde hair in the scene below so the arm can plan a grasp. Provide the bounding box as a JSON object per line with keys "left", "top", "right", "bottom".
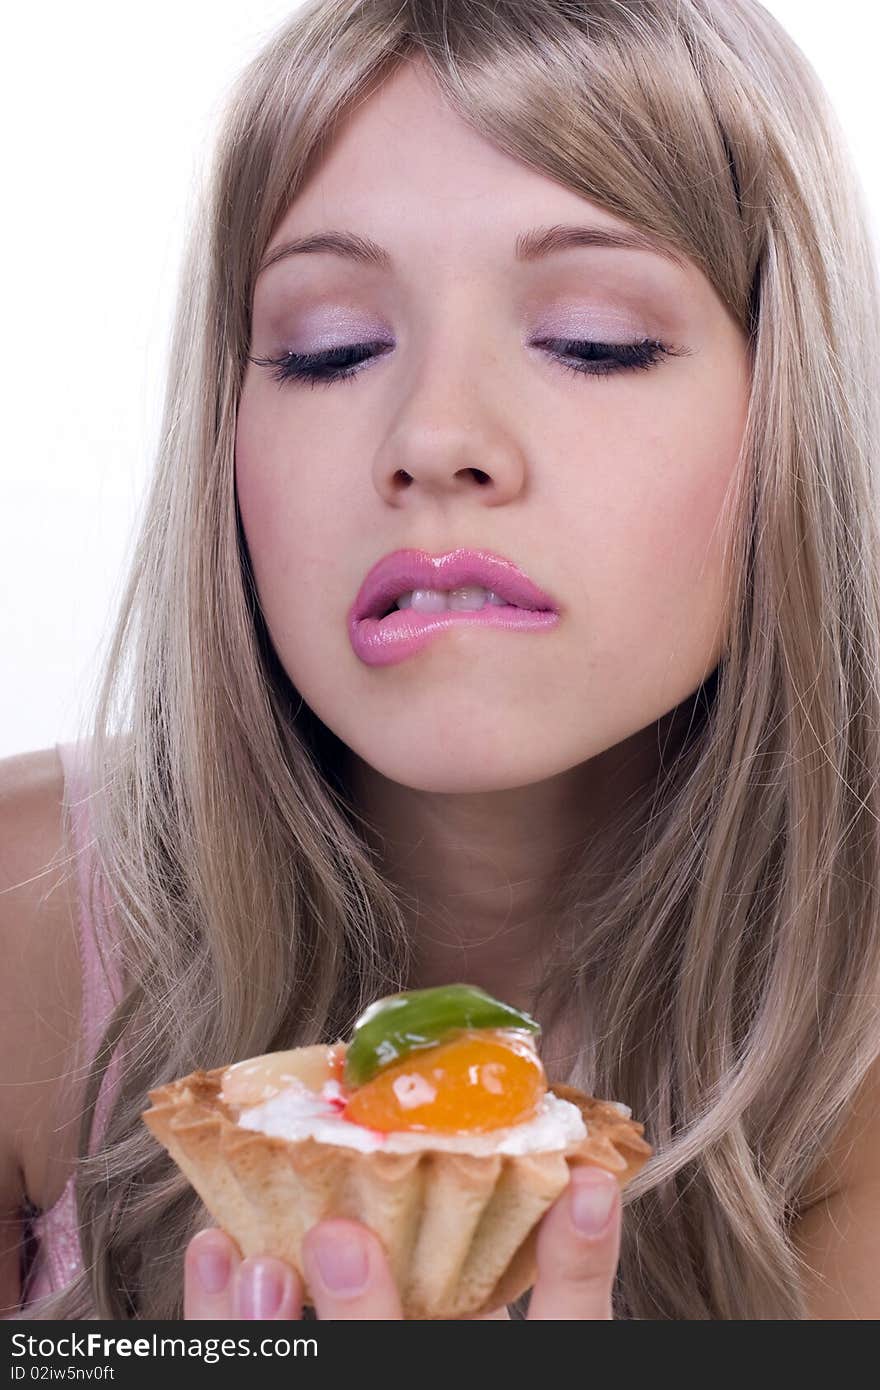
{"left": 23, "top": 0, "right": 880, "bottom": 1319}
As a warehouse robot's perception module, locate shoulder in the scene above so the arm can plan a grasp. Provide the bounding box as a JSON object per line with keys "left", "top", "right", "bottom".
{"left": 791, "top": 1051, "right": 880, "bottom": 1317}
{"left": 0, "top": 745, "right": 83, "bottom": 1211}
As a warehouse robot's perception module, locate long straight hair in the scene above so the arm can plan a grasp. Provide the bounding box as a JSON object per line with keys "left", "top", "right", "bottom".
{"left": 24, "top": 0, "right": 880, "bottom": 1318}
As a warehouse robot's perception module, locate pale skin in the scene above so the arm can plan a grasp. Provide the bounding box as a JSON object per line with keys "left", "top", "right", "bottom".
{"left": 183, "top": 57, "right": 752, "bottom": 1321}
{"left": 234, "top": 58, "right": 751, "bottom": 1025}
{"left": 209, "top": 54, "right": 750, "bottom": 1312}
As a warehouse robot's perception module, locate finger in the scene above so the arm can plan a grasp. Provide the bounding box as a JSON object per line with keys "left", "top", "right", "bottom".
{"left": 301, "top": 1219, "right": 403, "bottom": 1320}
{"left": 527, "top": 1165, "right": 621, "bottom": 1320}
{"left": 234, "top": 1255, "right": 304, "bottom": 1320}
{"left": 184, "top": 1228, "right": 241, "bottom": 1320}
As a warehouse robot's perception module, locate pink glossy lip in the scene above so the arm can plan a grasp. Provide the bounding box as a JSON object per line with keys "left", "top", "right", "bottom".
{"left": 348, "top": 548, "right": 562, "bottom": 669}
{"left": 351, "top": 548, "right": 560, "bottom": 623}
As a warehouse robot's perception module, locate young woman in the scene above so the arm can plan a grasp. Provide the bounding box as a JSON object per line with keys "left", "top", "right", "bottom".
{"left": 4, "top": 0, "right": 879, "bottom": 1320}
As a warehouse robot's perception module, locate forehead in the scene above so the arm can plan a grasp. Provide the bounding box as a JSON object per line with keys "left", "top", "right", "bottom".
{"left": 266, "top": 59, "right": 669, "bottom": 267}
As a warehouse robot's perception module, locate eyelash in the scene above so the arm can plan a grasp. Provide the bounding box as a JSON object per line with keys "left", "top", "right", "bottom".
{"left": 248, "top": 336, "right": 689, "bottom": 389}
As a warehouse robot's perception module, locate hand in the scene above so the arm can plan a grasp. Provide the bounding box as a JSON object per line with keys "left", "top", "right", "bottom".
{"left": 183, "top": 1164, "right": 620, "bottom": 1320}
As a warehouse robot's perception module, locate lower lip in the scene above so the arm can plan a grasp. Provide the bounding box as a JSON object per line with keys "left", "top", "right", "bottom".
{"left": 349, "top": 604, "right": 560, "bottom": 668}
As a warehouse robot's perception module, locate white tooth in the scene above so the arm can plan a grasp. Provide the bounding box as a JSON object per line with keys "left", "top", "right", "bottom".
{"left": 393, "top": 585, "right": 510, "bottom": 613}
{"left": 447, "top": 586, "right": 491, "bottom": 611}
{"left": 409, "top": 588, "right": 452, "bottom": 613}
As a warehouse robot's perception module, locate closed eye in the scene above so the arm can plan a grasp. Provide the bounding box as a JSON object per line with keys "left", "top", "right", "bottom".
{"left": 247, "top": 336, "right": 692, "bottom": 388}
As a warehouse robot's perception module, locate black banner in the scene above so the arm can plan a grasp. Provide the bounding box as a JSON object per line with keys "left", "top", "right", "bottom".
{"left": 1, "top": 1320, "right": 633, "bottom": 1386}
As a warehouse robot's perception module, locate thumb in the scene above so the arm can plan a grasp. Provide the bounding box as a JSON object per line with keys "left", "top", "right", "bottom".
{"left": 527, "top": 1165, "right": 621, "bottom": 1320}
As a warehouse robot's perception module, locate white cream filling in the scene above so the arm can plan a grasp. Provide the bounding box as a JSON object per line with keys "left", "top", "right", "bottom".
{"left": 234, "top": 1078, "right": 591, "bottom": 1155}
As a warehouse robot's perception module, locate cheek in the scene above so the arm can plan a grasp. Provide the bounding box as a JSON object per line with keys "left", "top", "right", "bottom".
{"left": 235, "top": 379, "right": 319, "bottom": 596}
{"left": 582, "top": 379, "right": 746, "bottom": 700}
{"left": 632, "top": 462, "right": 733, "bottom": 665}
{"left": 625, "top": 445, "right": 734, "bottom": 594}
{"left": 234, "top": 391, "right": 354, "bottom": 667}
{"left": 235, "top": 388, "right": 279, "bottom": 577}
{"left": 234, "top": 392, "right": 307, "bottom": 644}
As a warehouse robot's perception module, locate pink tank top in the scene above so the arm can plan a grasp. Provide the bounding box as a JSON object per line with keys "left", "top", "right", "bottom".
{"left": 20, "top": 740, "right": 124, "bottom": 1308}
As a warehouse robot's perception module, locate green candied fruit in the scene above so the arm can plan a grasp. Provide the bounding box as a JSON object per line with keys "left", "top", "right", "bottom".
{"left": 343, "top": 983, "right": 541, "bottom": 1088}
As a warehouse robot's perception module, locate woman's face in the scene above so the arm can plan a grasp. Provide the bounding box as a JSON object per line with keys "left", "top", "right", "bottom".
{"left": 236, "top": 60, "right": 750, "bottom": 796}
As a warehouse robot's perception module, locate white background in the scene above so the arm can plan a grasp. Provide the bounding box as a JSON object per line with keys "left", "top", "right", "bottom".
{"left": 2, "top": 2, "right": 877, "bottom": 759}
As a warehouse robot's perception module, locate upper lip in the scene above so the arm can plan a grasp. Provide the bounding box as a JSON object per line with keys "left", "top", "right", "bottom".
{"left": 351, "top": 548, "right": 560, "bottom": 622}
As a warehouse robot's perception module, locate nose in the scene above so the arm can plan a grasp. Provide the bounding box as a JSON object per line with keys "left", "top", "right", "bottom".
{"left": 372, "top": 404, "right": 528, "bottom": 508}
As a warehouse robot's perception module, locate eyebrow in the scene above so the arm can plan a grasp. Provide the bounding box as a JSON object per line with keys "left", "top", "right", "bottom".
{"left": 256, "top": 222, "right": 687, "bottom": 278}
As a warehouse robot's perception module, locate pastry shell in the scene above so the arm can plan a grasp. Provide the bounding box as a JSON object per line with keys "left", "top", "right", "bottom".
{"left": 143, "top": 1065, "right": 651, "bottom": 1319}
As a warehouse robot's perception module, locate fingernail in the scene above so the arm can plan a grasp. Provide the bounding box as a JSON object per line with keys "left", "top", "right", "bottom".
{"left": 570, "top": 1169, "right": 618, "bottom": 1237}
{"left": 309, "top": 1228, "right": 369, "bottom": 1294}
{"left": 238, "top": 1259, "right": 285, "bottom": 1319}
{"left": 195, "top": 1243, "right": 230, "bottom": 1295}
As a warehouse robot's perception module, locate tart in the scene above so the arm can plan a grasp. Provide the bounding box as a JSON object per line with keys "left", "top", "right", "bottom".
{"left": 143, "top": 984, "right": 652, "bottom": 1319}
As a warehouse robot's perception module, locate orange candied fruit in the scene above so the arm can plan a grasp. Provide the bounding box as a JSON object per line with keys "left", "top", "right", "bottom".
{"left": 342, "top": 1028, "right": 546, "bottom": 1133}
